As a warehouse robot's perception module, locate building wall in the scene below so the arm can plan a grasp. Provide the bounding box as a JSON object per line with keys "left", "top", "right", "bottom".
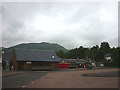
{"left": 105, "top": 57, "right": 111, "bottom": 60}
{"left": 51, "top": 62, "right": 58, "bottom": 70}
{"left": 12, "top": 52, "right": 18, "bottom": 70}
{"left": 32, "top": 62, "right": 58, "bottom": 70}
{"left": 24, "top": 62, "right": 32, "bottom": 70}
{"left": 32, "top": 62, "right": 51, "bottom": 70}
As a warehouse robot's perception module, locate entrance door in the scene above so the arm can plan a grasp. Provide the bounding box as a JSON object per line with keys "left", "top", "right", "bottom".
{"left": 32, "top": 62, "right": 51, "bottom": 70}
{"left": 18, "top": 62, "right": 24, "bottom": 70}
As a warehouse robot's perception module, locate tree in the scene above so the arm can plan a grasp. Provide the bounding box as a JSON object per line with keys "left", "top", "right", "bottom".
{"left": 90, "top": 45, "right": 99, "bottom": 60}
{"left": 100, "top": 42, "right": 110, "bottom": 54}
{"left": 110, "top": 47, "right": 120, "bottom": 67}
{"left": 66, "top": 46, "right": 86, "bottom": 59}
{"left": 78, "top": 46, "right": 85, "bottom": 59}
{"left": 56, "top": 50, "right": 66, "bottom": 58}
{"left": 85, "top": 48, "right": 92, "bottom": 59}
{"left": 67, "top": 48, "right": 78, "bottom": 59}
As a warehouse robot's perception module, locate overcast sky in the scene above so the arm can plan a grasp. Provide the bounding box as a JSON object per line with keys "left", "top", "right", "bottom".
{"left": 1, "top": 2, "right": 118, "bottom": 49}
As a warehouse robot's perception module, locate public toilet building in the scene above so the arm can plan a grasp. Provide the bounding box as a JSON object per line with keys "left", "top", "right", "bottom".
{"left": 12, "top": 48, "right": 59, "bottom": 71}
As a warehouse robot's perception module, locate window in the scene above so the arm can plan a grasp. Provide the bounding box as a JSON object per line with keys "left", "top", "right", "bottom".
{"left": 51, "top": 55, "right": 55, "bottom": 59}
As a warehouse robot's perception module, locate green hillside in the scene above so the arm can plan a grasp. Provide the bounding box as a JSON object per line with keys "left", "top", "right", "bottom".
{"left": 5, "top": 42, "right": 68, "bottom": 52}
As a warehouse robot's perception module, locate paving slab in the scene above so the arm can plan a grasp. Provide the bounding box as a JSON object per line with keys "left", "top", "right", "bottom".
{"left": 25, "top": 68, "right": 119, "bottom": 88}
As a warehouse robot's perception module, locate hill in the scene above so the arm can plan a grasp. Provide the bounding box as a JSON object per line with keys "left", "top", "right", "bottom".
{"left": 4, "top": 42, "right": 68, "bottom": 52}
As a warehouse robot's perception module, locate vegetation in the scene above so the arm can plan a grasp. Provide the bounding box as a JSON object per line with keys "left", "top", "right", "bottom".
{"left": 56, "top": 42, "right": 120, "bottom": 67}
{"left": 3, "top": 42, "right": 68, "bottom": 53}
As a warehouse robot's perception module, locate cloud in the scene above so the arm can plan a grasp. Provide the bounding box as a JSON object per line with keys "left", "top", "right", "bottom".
{"left": 2, "top": 2, "right": 118, "bottom": 49}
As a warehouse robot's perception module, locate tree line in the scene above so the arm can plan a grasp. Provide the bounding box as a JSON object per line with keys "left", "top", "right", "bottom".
{"left": 56, "top": 42, "right": 120, "bottom": 67}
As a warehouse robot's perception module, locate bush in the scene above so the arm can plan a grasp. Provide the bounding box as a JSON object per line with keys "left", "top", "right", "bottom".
{"left": 103, "top": 61, "right": 118, "bottom": 67}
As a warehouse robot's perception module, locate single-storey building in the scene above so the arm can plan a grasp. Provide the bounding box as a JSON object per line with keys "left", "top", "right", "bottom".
{"left": 104, "top": 53, "right": 112, "bottom": 62}
{"left": 12, "top": 48, "right": 59, "bottom": 71}
{"left": 60, "top": 59, "right": 92, "bottom": 69}
{"left": 76, "top": 59, "right": 88, "bottom": 68}
{"left": 64, "top": 59, "right": 77, "bottom": 68}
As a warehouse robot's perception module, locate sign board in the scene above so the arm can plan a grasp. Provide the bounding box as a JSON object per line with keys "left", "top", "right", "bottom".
{"left": 58, "top": 63, "right": 69, "bottom": 69}
{"left": 26, "top": 62, "right": 32, "bottom": 64}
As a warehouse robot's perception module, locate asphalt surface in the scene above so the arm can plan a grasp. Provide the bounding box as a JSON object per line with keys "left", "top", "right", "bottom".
{"left": 2, "top": 71, "right": 48, "bottom": 88}
{"left": 82, "top": 71, "right": 120, "bottom": 77}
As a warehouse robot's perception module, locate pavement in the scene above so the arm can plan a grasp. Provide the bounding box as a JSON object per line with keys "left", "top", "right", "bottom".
{"left": 25, "top": 68, "right": 119, "bottom": 88}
